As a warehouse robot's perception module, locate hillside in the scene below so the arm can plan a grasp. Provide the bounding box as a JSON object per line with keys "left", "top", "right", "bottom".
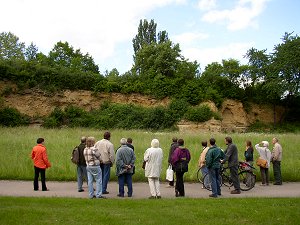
{"left": 0, "top": 81, "right": 284, "bottom": 132}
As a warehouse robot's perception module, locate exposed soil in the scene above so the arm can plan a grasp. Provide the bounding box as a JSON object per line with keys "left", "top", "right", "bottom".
{"left": 0, "top": 81, "right": 285, "bottom": 132}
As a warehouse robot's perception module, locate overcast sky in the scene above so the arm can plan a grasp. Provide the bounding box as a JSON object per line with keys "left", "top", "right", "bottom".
{"left": 1, "top": 0, "right": 299, "bottom": 74}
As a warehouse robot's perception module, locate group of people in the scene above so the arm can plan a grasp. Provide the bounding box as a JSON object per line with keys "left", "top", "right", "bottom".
{"left": 30, "top": 133, "right": 282, "bottom": 199}
{"left": 197, "top": 137, "right": 283, "bottom": 197}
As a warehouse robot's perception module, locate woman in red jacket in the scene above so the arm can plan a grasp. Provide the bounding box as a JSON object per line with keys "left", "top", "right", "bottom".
{"left": 31, "top": 138, "right": 51, "bottom": 191}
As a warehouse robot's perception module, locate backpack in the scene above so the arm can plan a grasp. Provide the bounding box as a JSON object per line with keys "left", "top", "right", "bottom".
{"left": 175, "top": 148, "right": 190, "bottom": 173}
{"left": 71, "top": 146, "right": 79, "bottom": 164}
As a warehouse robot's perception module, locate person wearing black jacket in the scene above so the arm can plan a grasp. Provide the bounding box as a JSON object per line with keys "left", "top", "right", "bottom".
{"left": 77, "top": 137, "right": 87, "bottom": 192}
{"left": 167, "top": 137, "right": 178, "bottom": 187}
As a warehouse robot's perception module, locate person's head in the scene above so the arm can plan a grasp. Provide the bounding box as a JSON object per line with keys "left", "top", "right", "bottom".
{"left": 209, "top": 138, "right": 216, "bottom": 146}
{"left": 103, "top": 131, "right": 111, "bottom": 140}
{"left": 151, "top": 139, "right": 160, "bottom": 148}
{"left": 272, "top": 137, "right": 278, "bottom": 145}
{"left": 86, "top": 137, "right": 96, "bottom": 147}
{"left": 172, "top": 137, "right": 178, "bottom": 143}
{"left": 81, "top": 136, "right": 87, "bottom": 144}
{"left": 127, "top": 137, "right": 133, "bottom": 144}
{"left": 120, "top": 138, "right": 127, "bottom": 145}
{"left": 225, "top": 136, "right": 232, "bottom": 145}
{"left": 177, "top": 139, "right": 184, "bottom": 146}
{"left": 37, "top": 138, "right": 44, "bottom": 144}
{"left": 262, "top": 141, "right": 269, "bottom": 148}
{"left": 246, "top": 140, "right": 252, "bottom": 147}
{"left": 202, "top": 141, "right": 207, "bottom": 147}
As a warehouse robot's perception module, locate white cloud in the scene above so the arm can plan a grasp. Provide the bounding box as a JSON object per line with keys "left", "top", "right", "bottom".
{"left": 198, "top": 0, "right": 217, "bottom": 11}
{"left": 181, "top": 42, "right": 254, "bottom": 70}
{"left": 0, "top": 0, "right": 186, "bottom": 72}
{"left": 201, "top": 0, "right": 270, "bottom": 30}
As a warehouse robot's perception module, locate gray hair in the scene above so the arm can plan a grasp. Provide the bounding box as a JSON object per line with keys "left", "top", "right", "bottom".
{"left": 151, "top": 139, "right": 159, "bottom": 148}
{"left": 81, "top": 136, "right": 87, "bottom": 143}
{"left": 120, "top": 138, "right": 127, "bottom": 145}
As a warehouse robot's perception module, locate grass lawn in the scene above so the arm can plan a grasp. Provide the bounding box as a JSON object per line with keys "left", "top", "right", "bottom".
{"left": 1, "top": 197, "right": 300, "bottom": 225}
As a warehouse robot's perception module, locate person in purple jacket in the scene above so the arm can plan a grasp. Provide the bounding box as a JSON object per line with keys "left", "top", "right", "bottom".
{"left": 171, "top": 139, "right": 191, "bottom": 197}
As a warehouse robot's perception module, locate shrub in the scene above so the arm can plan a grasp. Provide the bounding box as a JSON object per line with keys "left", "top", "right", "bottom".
{"left": 184, "top": 105, "right": 213, "bottom": 123}
{"left": 0, "top": 107, "right": 29, "bottom": 126}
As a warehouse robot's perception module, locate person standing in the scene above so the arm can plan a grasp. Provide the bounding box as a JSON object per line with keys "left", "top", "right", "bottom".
{"left": 205, "top": 138, "right": 225, "bottom": 198}
{"left": 31, "top": 138, "right": 51, "bottom": 191}
{"left": 222, "top": 136, "right": 241, "bottom": 194}
{"left": 167, "top": 137, "right": 178, "bottom": 187}
{"left": 144, "top": 139, "right": 163, "bottom": 199}
{"left": 116, "top": 138, "right": 136, "bottom": 197}
{"left": 198, "top": 140, "right": 210, "bottom": 189}
{"left": 244, "top": 140, "right": 254, "bottom": 166}
{"left": 171, "top": 139, "right": 191, "bottom": 197}
{"left": 126, "top": 137, "right": 135, "bottom": 175}
{"left": 84, "top": 137, "right": 105, "bottom": 199}
{"left": 271, "top": 138, "right": 283, "bottom": 185}
{"left": 255, "top": 141, "right": 272, "bottom": 186}
{"left": 94, "top": 131, "right": 115, "bottom": 195}
{"left": 77, "top": 137, "right": 87, "bottom": 192}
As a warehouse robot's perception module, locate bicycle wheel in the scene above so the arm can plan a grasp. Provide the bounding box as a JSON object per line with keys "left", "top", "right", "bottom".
{"left": 203, "top": 173, "right": 222, "bottom": 191}
{"left": 221, "top": 173, "right": 233, "bottom": 188}
{"left": 197, "top": 168, "right": 204, "bottom": 184}
{"left": 239, "top": 171, "right": 256, "bottom": 191}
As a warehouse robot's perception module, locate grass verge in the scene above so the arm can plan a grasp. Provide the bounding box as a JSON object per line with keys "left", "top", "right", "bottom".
{"left": 0, "top": 197, "right": 300, "bottom": 225}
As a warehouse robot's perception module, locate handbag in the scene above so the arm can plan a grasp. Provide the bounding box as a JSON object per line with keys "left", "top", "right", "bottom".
{"left": 142, "top": 161, "right": 146, "bottom": 169}
{"left": 256, "top": 157, "right": 267, "bottom": 168}
{"left": 166, "top": 164, "right": 174, "bottom": 181}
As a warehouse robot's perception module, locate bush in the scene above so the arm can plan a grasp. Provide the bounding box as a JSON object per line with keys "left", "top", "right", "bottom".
{"left": 0, "top": 107, "right": 29, "bottom": 126}
{"left": 184, "top": 105, "right": 213, "bottom": 123}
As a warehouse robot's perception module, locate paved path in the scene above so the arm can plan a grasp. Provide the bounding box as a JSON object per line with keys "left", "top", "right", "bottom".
{"left": 1, "top": 180, "right": 300, "bottom": 199}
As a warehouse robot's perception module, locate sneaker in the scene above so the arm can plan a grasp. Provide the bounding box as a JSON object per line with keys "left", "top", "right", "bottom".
{"left": 230, "top": 190, "right": 241, "bottom": 194}
{"left": 156, "top": 196, "right": 162, "bottom": 199}
{"left": 209, "top": 194, "right": 217, "bottom": 198}
{"left": 42, "top": 189, "right": 49, "bottom": 191}
{"left": 148, "top": 196, "right": 156, "bottom": 199}
{"left": 102, "top": 191, "right": 109, "bottom": 194}
{"left": 117, "top": 194, "right": 124, "bottom": 197}
{"left": 78, "top": 189, "right": 84, "bottom": 192}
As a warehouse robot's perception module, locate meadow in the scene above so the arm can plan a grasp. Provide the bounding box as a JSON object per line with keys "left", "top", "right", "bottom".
{"left": 0, "top": 197, "right": 300, "bottom": 225}
{"left": 1, "top": 126, "right": 300, "bottom": 182}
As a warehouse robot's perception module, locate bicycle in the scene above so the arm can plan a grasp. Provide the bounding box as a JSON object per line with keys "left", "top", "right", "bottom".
{"left": 203, "top": 161, "right": 256, "bottom": 191}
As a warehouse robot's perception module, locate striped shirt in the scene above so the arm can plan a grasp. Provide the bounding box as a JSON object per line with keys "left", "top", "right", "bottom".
{"left": 84, "top": 146, "right": 101, "bottom": 166}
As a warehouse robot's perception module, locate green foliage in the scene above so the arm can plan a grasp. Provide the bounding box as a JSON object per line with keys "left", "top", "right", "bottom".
{"left": 0, "top": 107, "right": 29, "bottom": 126}
{"left": 184, "top": 105, "right": 213, "bottom": 122}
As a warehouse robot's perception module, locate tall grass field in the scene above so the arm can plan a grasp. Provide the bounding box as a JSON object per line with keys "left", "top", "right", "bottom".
{"left": 1, "top": 127, "right": 300, "bottom": 182}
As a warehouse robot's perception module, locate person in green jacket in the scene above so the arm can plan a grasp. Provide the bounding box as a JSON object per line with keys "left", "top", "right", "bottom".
{"left": 205, "top": 138, "right": 225, "bottom": 198}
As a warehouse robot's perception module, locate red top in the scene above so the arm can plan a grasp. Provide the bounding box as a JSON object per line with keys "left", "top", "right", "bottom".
{"left": 31, "top": 144, "right": 51, "bottom": 169}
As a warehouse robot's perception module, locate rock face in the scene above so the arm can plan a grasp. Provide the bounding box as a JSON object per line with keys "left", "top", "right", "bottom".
{"left": 0, "top": 82, "right": 284, "bottom": 132}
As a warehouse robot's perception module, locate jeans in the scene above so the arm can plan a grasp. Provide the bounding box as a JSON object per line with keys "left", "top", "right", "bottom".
{"left": 101, "top": 163, "right": 111, "bottom": 192}
{"left": 273, "top": 161, "right": 282, "bottom": 184}
{"left": 86, "top": 165, "right": 102, "bottom": 198}
{"left": 260, "top": 167, "right": 269, "bottom": 185}
{"left": 201, "top": 166, "right": 209, "bottom": 188}
{"left": 34, "top": 166, "right": 47, "bottom": 191}
{"left": 118, "top": 173, "right": 133, "bottom": 197}
{"left": 77, "top": 165, "right": 87, "bottom": 191}
{"left": 230, "top": 165, "right": 240, "bottom": 190}
{"left": 208, "top": 168, "right": 221, "bottom": 196}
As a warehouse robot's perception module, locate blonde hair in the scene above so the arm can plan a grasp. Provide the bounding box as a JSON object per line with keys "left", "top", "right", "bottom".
{"left": 86, "top": 137, "right": 95, "bottom": 147}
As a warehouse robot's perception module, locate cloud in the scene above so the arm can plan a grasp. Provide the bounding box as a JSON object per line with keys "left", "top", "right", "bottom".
{"left": 201, "top": 0, "right": 270, "bottom": 30}
{"left": 197, "top": 0, "right": 217, "bottom": 11}
{"left": 0, "top": 0, "right": 186, "bottom": 72}
{"left": 181, "top": 42, "right": 255, "bottom": 70}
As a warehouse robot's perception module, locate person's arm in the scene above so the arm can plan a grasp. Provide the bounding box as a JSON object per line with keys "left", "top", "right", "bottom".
{"left": 109, "top": 142, "right": 115, "bottom": 164}
{"left": 42, "top": 148, "right": 51, "bottom": 168}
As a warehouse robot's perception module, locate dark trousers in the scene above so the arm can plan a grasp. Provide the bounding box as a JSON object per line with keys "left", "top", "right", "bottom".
{"left": 260, "top": 167, "right": 269, "bottom": 185}
{"left": 273, "top": 161, "right": 282, "bottom": 184}
{"left": 175, "top": 171, "right": 185, "bottom": 196}
{"left": 230, "top": 165, "right": 240, "bottom": 190}
{"left": 118, "top": 173, "right": 133, "bottom": 197}
{"left": 34, "top": 166, "right": 47, "bottom": 191}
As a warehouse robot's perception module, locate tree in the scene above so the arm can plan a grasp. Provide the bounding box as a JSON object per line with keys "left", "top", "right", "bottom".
{"left": 0, "top": 32, "right": 25, "bottom": 60}
{"left": 49, "top": 41, "right": 99, "bottom": 73}
{"left": 25, "top": 42, "right": 39, "bottom": 61}
{"left": 272, "top": 32, "right": 300, "bottom": 97}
